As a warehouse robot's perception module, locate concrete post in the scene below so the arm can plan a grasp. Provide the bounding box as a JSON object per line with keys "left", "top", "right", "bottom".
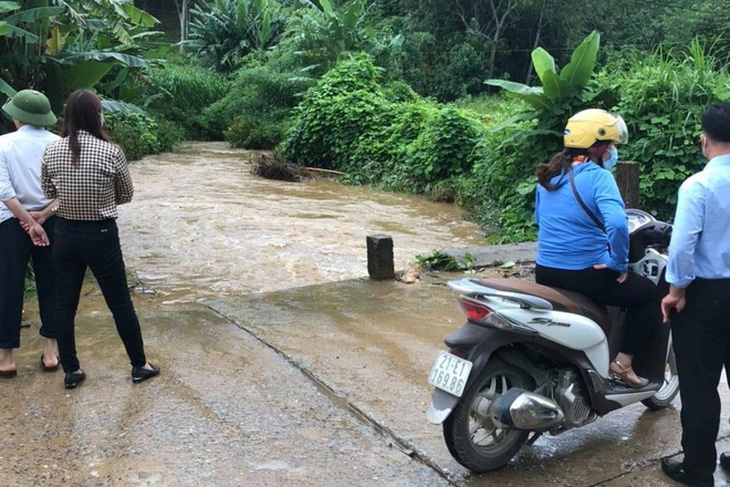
{"left": 367, "top": 235, "right": 394, "bottom": 280}
{"left": 616, "top": 161, "right": 640, "bottom": 209}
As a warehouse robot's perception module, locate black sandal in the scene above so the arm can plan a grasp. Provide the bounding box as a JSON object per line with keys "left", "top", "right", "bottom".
{"left": 41, "top": 354, "right": 60, "bottom": 372}
{"left": 0, "top": 369, "right": 17, "bottom": 379}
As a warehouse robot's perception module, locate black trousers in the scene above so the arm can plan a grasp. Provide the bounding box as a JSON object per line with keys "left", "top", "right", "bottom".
{"left": 53, "top": 218, "right": 147, "bottom": 372}
{"left": 535, "top": 264, "right": 660, "bottom": 356}
{"left": 0, "top": 216, "right": 57, "bottom": 349}
{"left": 671, "top": 278, "right": 730, "bottom": 484}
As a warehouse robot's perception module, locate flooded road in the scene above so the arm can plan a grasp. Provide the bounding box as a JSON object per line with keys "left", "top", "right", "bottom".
{"left": 117, "top": 142, "right": 484, "bottom": 301}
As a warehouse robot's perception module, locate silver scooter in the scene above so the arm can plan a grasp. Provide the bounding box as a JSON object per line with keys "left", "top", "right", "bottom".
{"left": 427, "top": 209, "right": 678, "bottom": 472}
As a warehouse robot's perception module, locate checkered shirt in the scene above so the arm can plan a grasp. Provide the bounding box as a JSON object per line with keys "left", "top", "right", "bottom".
{"left": 42, "top": 130, "right": 133, "bottom": 221}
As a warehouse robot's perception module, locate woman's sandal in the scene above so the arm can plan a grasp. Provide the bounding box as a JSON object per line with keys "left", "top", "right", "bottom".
{"left": 610, "top": 360, "right": 649, "bottom": 388}
{"left": 40, "top": 354, "right": 60, "bottom": 372}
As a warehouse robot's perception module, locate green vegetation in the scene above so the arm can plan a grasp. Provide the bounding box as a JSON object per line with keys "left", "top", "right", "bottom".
{"left": 141, "top": 64, "right": 228, "bottom": 140}
{"left": 3, "top": 0, "right": 729, "bottom": 242}
{"left": 604, "top": 44, "right": 730, "bottom": 219}
{"left": 0, "top": 0, "right": 158, "bottom": 112}
{"left": 105, "top": 110, "right": 185, "bottom": 161}
{"left": 416, "top": 250, "right": 474, "bottom": 272}
{"left": 204, "top": 65, "right": 309, "bottom": 148}
{"left": 188, "top": 0, "right": 285, "bottom": 72}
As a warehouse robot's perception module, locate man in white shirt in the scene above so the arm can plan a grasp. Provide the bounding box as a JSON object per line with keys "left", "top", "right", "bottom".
{"left": 0, "top": 89, "right": 60, "bottom": 377}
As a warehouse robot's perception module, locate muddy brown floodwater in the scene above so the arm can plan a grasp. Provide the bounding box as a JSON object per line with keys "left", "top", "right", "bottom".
{"left": 116, "top": 142, "right": 486, "bottom": 301}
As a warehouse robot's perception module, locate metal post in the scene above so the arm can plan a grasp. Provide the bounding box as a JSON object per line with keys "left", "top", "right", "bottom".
{"left": 616, "top": 161, "right": 640, "bottom": 209}
{"left": 367, "top": 235, "right": 394, "bottom": 280}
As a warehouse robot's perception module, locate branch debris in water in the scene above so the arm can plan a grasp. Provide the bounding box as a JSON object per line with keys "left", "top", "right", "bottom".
{"left": 249, "top": 153, "right": 313, "bottom": 182}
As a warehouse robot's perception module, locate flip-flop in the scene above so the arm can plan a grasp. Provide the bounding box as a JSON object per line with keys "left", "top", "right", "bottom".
{"left": 41, "top": 354, "right": 60, "bottom": 372}
{"left": 0, "top": 369, "right": 17, "bottom": 378}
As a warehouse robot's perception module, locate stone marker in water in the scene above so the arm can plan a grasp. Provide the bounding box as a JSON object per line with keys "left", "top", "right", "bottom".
{"left": 367, "top": 235, "right": 395, "bottom": 280}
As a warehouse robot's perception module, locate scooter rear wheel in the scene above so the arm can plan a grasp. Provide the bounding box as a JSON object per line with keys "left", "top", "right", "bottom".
{"left": 443, "top": 357, "right": 535, "bottom": 472}
{"left": 642, "top": 342, "right": 679, "bottom": 410}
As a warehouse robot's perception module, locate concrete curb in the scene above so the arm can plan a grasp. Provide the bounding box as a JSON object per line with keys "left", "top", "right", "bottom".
{"left": 442, "top": 242, "right": 537, "bottom": 268}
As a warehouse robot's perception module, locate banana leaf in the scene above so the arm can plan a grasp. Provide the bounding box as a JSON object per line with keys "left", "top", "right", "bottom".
{"left": 119, "top": 4, "right": 158, "bottom": 28}
{"left": 2, "top": 6, "right": 64, "bottom": 24}
{"left": 63, "top": 60, "right": 113, "bottom": 90}
{"left": 485, "top": 79, "right": 542, "bottom": 96}
{"left": 101, "top": 99, "right": 144, "bottom": 114}
{"left": 0, "top": 23, "right": 38, "bottom": 42}
{"left": 560, "top": 30, "right": 600, "bottom": 87}
{"left": 485, "top": 79, "right": 553, "bottom": 111}
{"left": 0, "top": 1, "right": 20, "bottom": 14}
{"left": 540, "top": 70, "right": 572, "bottom": 102}
{"left": 317, "top": 0, "right": 334, "bottom": 14}
{"left": 53, "top": 51, "right": 149, "bottom": 68}
{"left": 531, "top": 47, "right": 555, "bottom": 83}
{"left": 0, "top": 77, "right": 16, "bottom": 98}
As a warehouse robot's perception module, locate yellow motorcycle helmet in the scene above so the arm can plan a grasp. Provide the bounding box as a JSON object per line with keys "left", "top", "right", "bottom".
{"left": 564, "top": 109, "right": 628, "bottom": 149}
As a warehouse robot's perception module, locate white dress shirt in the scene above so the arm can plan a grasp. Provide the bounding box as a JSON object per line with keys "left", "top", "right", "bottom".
{"left": 0, "top": 125, "right": 60, "bottom": 224}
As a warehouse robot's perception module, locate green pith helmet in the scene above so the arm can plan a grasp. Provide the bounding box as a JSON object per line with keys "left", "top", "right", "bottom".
{"left": 2, "top": 89, "right": 57, "bottom": 127}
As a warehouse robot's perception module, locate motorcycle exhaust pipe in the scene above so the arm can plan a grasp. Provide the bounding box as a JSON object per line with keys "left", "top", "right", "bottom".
{"left": 490, "top": 388, "right": 565, "bottom": 431}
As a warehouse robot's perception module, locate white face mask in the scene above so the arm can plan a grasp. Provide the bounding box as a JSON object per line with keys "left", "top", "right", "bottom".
{"left": 100, "top": 111, "right": 105, "bottom": 126}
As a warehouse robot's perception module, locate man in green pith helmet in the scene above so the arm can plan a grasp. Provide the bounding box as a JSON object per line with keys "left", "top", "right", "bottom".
{"left": 0, "top": 89, "right": 61, "bottom": 378}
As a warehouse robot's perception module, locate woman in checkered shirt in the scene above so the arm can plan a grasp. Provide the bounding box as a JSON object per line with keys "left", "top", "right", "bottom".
{"left": 41, "top": 90, "right": 160, "bottom": 389}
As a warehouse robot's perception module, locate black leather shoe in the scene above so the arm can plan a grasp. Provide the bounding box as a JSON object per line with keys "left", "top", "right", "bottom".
{"left": 720, "top": 452, "right": 730, "bottom": 472}
{"left": 661, "top": 458, "right": 713, "bottom": 487}
{"left": 131, "top": 363, "right": 160, "bottom": 384}
{"left": 64, "top": 370, "right": 86, "bottom": 389}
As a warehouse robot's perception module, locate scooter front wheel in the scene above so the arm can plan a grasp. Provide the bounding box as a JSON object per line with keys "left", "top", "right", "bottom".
{"left": 443, "top": 357, "right": 535, "bottom": 472}
{"left": 642, "top": 342, "right": 679, "bottom": 410}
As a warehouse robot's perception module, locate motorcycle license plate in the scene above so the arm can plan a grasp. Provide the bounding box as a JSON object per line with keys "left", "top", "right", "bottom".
{"left": 428, "top": 351, "right": 473, "bottom": 398}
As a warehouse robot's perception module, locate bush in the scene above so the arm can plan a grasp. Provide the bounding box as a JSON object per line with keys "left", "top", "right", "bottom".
{"left": 106, "top": 111, "right": 185, "bottom": 161}
{"left": 281, "top": 55, "right": 386, "bottom": 167}
{"left": 282, "top": 54, "right": 490, "bottom": 195}
{"left": 204, "top": 65, "right": 309, "bottom": 149}
{"left": 604, "top": 46, "right": 730, "bottom": 219}
{"left": 225, "top": 116, "right": 291, "bottom": 150}
{"left": 143, "top": 64, "right": 227, "bottom": 140}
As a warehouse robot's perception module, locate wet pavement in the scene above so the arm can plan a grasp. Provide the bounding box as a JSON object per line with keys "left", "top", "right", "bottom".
{"left": 204, "top": 273, "right": 730, "bottom": 487}
{"left": 7, "top": 142, "right": 730, "bottom": 485}
{"left": 11, "top": 273, "right": 730, "bottom": 486}
{"left": 6, "top": 295, "right": 448, "bottom": 487}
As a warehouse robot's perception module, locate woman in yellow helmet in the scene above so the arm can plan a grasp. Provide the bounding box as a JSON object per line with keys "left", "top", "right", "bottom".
{"left": 533, "top": 109, "right": 660, "bottom": 388}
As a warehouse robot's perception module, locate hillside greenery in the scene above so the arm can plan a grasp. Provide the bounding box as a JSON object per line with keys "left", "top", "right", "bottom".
{"left": 3, "top": 0, "right": 729, "bottom": 240}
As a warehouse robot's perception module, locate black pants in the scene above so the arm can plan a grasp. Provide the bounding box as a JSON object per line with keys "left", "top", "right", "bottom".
{"left": 535, "top": 264, "right": 660, "bottom": 356}
{"left": 53, "top": 218, "right": 146, "bottom": 372}
{"left": 671, "top": 278, "right": 730, "bottom": 484}
{"left": 0, "top": 216, "right": 57, "bottom": 348}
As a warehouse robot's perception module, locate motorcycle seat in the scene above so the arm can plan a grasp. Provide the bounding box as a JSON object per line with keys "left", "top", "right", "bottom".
{"left": 476, "top": 278, "right": 611, "bottom": 334}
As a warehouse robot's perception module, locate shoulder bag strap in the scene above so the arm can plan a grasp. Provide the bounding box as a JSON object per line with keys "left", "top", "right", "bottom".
{"left": 568, "top": 167, "right": 606, "bottom": 233}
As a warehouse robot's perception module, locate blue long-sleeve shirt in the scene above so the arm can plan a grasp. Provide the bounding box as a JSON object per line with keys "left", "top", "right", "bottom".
{"left": 666, "top": 154, "right": 730, "bottom": 288}
{"left": 535, "top": 162, "right": 629, "bottom": 272}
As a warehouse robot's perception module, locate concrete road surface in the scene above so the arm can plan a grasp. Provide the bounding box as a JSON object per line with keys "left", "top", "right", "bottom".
{"left": 5, "top": 274, "right": 730, "bottom": 486}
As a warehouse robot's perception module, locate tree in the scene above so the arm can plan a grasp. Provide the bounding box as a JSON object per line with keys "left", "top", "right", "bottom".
{"left": 291, "top": 0, "right": 403, "bottom": 73}
{"left": 486, "top": 30, "right": 601, "bottom": 142}
{"left": 173, "top": 0, "right": 191, "bottom": 49}
{"left": 0, "top": 0, "right": 158, "bottom": 113}
{"left": 451, "top": 0, "right": 524, "bottom": 79}
{"left": 188, "top": 0, "right": 286, "bottom": 71}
